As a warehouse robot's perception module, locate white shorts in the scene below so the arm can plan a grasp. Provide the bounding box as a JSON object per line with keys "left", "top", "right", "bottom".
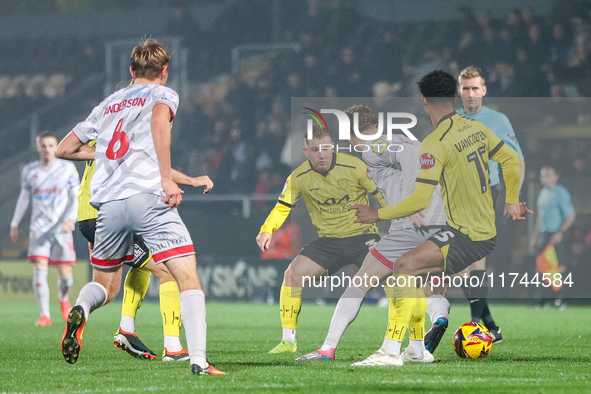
{"left": 370, "top": 226, "right": 443, "bottom": 271}
{"left": 91, "top": 193, "right": 194, "bottom": 269}
{"left": 28, "top": 231, "right": 76, "bottom": 265}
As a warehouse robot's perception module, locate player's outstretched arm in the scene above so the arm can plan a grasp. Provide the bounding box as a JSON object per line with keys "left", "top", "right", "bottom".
{"left": 489, "top": 141, "right": 520, "bottom": 204}
{"left": 257, "top": 202, "right": 292, "bottom": 249}
{"left": 376, "top": 181, "right": 436, "bottom": 222}
{"left": 171, "top": 169, "right": 214, "bottom": 194}
{"left": 57, "top": 131, "right": 96, "bottom": 161}
{"left": 152, "top": 104, "right": 183, "bottom": 208}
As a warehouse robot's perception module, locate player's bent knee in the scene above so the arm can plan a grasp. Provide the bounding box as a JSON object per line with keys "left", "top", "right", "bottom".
{"left": 283, "top": 265, "right": 292, "bottom": 286}
{"left": 149, "top": 262, "right": 175, "bottom": 283}
{"left": 394, "top": 256, "right": 413, "bottom": 275}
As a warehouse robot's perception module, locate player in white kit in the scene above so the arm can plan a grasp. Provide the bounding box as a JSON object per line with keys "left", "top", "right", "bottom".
{"left": 10, "top": 132, "right": 80, "bottom": 327}
{"left": 297, "top": 105, "right": 448, "bottom": 365}
{"left": 56, "top": 39, "right": 224, "bottom": 375}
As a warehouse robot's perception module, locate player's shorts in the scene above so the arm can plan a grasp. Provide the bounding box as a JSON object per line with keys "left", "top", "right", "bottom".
{"left": 28, "top": 231, "right": 76, "bottom": 265}
{"left": 299, "top": 233, "right": 380, "bottom": 274}
{"left": 428, "top": 225, "right": 496, "bottom": 275}
{"left": 78, "top": 219, "right": 151, "bottom": 269}
{"left": 370, "top": 226, "right": 445, "bottom": 272}
{"left": 91, "top": 194, "right": 194, "bottom": 269}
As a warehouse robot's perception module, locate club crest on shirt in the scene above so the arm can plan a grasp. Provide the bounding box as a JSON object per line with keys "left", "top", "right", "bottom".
{"left": 372, "top": 139, "right": 388, "bottom": 155}
{"left": 420, "top": 153, "right": 435, "bottom": 169}
{"left": 280, "top": 178, "right": 289, "bottom": 199}
{"left": 337, "top": 178, "right": 348, "bottom": 190}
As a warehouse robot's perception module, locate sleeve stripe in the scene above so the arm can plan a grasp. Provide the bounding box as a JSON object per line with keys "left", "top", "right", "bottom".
{"left": 278, "top": 200, "right": 292, "bottom": 208}
{"left": 489, "top": 141, "right": 505, "bottom": 157}
{"left": 416, "top": 178, "right": 438, "bottom": 185}
{"left": 371, "top": 190, "right": 379, "bottom": 195}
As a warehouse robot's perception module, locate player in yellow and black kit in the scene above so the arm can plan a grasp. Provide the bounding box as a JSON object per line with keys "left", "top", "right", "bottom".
{"left": 78, "top": 140, "right": 214, "bottom": 361}
{"left": 351, "top": 70, "right": 532, "bottom": 365}
{"left": 256, "top": 124, "right": 387, "bottom": 354}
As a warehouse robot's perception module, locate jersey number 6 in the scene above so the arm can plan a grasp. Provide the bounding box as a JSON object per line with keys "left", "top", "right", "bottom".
{"left": 106, "top": 118, "right": 130, "bottom": 160}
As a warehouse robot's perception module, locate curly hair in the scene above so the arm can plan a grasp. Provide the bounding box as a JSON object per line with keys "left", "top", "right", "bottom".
{"left": 345, "top": 104, "right": 378, "bottom": 134}
{"left": 417, "top": 70, "right": 457, "bottom": 105}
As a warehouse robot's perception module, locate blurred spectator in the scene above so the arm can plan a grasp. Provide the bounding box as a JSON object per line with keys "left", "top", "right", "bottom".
{"left": 456, "top": 30, "right": 484, "bottom": 69}
{"left": 507, "top": 8, "right": 528, "bottom": 47}
{"left": 167, "top": 6, "right": 200, "bottom": 45}
{"left": 526, "top": 23, "right": 548, "bottom": 66}
{"left": 260, "top": 220, "right": 302, "bottom": 260}
{"left": 321, "top": 0, "right": 361, "bottom": 47}
{"left": 548, "top": 22, "right": 572, "bottom": 81}
{"left": 487, "top": 62, "right": 523, "bottom": 96}
{"left": 514, "top": 48, "right": 549, "bottom": 96}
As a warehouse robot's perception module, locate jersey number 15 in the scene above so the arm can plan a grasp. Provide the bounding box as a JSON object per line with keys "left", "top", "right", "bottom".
{"left": 466, "top": 146, "right": 489, "bottom": 194}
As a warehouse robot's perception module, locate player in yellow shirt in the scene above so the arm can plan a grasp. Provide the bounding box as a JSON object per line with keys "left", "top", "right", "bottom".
{"left": 350, "top": 69, "right": 532, "bottom": 365}
{"left": 256, "top": 123, "right": 386, "bottom": 354}
{"left": 77, "top": 141, "right": 213, "bottom": 361}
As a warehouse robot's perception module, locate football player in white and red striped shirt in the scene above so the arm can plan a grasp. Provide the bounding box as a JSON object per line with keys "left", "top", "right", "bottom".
{"left": 10, "top": 132, "right": 80, "bottom": 326}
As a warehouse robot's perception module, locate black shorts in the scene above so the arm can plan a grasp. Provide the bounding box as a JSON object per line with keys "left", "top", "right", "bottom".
{"left": 299, "top": 233, "right": 380, "bottom": 274}
{"left": 428, "top": 226, "right": 495, "bottom": 275}
{"left": 78, "top": 219, "right": 151, "bottom": 269}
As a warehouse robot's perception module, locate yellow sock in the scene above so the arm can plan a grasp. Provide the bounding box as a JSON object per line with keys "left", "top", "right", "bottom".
{"left": 409, "top": 287, "right": 427, "bottom": 341}
{"left": 385, "top": 275, "right": 418, "bottom": 342}
{"left": 279, "top": 285, "right": 302, "bottom": 330}
{"left": 160, "top": 281, "right": 182, "bottom": 337}
{"left": 121, "top": 266, "right": 151, "bottom": 319}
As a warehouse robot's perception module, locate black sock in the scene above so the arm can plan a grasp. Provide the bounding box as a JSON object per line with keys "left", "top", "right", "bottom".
{"left": 468, "top": 270, "right": 489, "bottom": 323}
{"left": 481, "top": 302, "right": 498, "bottom": 331}
{"left": 469, "top": 298, "right": 487, "bottom": 323}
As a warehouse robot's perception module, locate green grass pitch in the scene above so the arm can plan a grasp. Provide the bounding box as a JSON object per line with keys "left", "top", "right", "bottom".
{"left": 0, "top": 300, "right": 589, "bottom": 393}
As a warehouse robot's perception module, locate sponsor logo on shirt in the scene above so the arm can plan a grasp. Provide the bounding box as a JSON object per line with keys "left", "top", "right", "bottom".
{"left": 420, "top": 153, "right": 435, "bottom": 169}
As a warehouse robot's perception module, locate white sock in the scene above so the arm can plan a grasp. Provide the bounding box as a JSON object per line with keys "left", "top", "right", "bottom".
{"left": 58, "top": 275, "right": 74, "bottom": 302}
{"left": 164, "top": 336, "right": 183, "bottom": 352}
{"left": 119, "top": 316, "right": 135, "bottom": 333}
{"left": 381, "top": 338, "right": 402, "bottom": 355}
{"left": 282, "top": 328, "right": 296, "bottom": 344}
{"left": 408, "top": 339, "right": 424, "bottom": 356}
{"left": 322, "top": 286, "right": 367, "bottom": 350}
{"left": 33, "top": 267, "right": 50, "bottom": 317}
{"left": 75, "top": 282, "right": 108, "bottom": 320}
{"left": 426, "top": 295, "right": 450, "bottom": 325}
{"left": 180, "top": 289, "right": 207, "bottom": 365}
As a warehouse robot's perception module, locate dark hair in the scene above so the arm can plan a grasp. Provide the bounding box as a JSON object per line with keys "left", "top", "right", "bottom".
{"left": 36, "top": 132, "right": 57, "bottom": 146}
{"left": 345, "top": 104, "right": 378, "bottom": 134}
{"left": 304, "top": 122, "right": 332, "bottom": 145}
{"left": 417, "top": 69, "right": 457, "bottom": 105}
